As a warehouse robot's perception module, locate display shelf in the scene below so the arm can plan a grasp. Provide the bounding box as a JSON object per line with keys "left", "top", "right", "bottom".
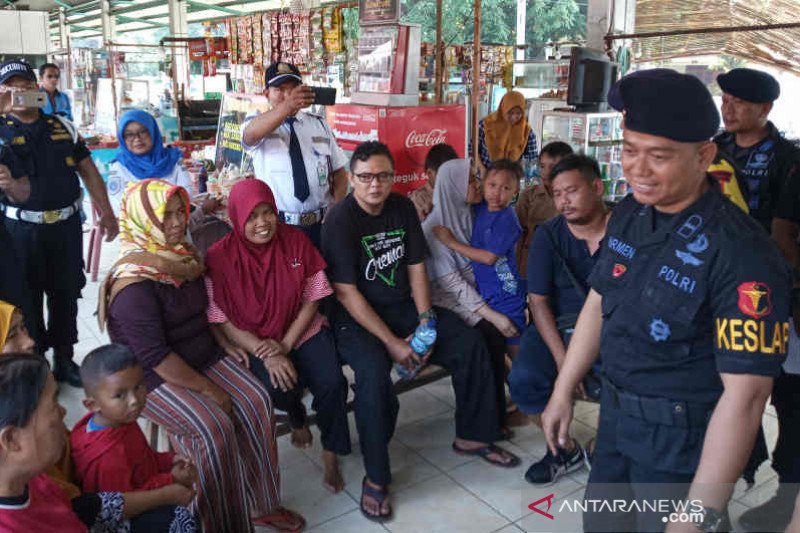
{"left": 541, "top": 110, "right": 626, "bottom": 201}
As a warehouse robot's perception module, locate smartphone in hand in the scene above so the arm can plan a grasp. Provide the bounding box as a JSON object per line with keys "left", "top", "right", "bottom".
{"left": 310, "top": 87, "right": 337, "bottom": 106}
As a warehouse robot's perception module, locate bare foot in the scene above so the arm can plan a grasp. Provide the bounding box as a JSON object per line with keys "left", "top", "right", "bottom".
{"left": 321, "top": 450, "right": 344, "bottom": 493}
{"left": 361, "top": 477, "right": 391, "bottom": 520}
{"left": 290, "top": 425, "right": 313, "bottom": 449}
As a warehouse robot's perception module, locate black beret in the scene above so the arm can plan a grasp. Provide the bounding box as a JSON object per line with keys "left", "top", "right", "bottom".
{"left": 717, "top": 68, "right": 779, "bottom": 103}
{"left": 607, "top": 69, "right": 720, "bottom": 143}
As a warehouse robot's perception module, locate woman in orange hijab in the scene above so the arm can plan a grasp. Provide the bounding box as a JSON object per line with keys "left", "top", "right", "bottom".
{"left": 477, "top": 91, "right": 538, "bottom": 170}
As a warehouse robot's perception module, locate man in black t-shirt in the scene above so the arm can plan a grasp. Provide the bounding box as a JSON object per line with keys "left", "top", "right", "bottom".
{"left": 322, "top": 141, "right": 519, "bottom": 522}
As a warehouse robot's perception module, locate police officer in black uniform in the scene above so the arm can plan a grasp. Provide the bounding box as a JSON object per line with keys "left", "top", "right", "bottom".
{"left": 0, "top": 60, "right": 118, "bottom": 386}
{"left": 541, "top": 69, "right": 791, "bottom": 532}
{"left": 715, "top": 68, "right": 800, "bottom": 531}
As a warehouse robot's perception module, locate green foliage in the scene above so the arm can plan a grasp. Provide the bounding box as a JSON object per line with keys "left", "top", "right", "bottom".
{"left": 402, "top": 0, "right": 585, "bottom": 48}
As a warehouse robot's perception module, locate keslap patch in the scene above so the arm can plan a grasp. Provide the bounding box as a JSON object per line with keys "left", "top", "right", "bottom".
{"left": 737, "top": 282, "right": 772, "bottom": 319}
{"left": 612, "top": 263, "right": 627, "bottom": 279}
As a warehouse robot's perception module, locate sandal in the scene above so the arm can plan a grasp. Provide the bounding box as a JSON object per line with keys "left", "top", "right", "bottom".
{"left": 360, "top": 476, "right": 392, "bottom": 523}
{"left": 452, "top": 442, "right": 521, "bottom": 468}
{"left": 253, "top": 506, "right": 306, "bottom": 532}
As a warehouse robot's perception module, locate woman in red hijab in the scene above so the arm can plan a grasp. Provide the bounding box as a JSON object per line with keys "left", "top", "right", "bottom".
{"left": 205, "top": 179, "right": 351, "bottom": 493}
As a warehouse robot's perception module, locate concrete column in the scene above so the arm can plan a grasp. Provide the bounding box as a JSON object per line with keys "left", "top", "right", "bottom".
{"left": 167, "top": 0, "right": 190, "bottom": 95}
{"left": 100, "top": 0, "right": 114, "bottom": 44}
{"left": 587, "top": 0, "right": 636, "bottom": 52}
{"left": 58, "top": 7, "right": 72, "bottom": 87}
{"left": 515, "top": 0, "right": 526, "bottom": 60}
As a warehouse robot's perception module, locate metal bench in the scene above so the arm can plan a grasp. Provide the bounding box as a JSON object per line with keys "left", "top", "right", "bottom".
{"left": 146, "top": 364, "right": 451, "bottom": 450}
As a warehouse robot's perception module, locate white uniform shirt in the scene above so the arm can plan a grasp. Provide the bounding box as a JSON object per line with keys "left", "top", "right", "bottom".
{"left": 242, "top": 110, "right": 348, "bottom": 214}
{"left": 107, "top": 160, "right": 193, "bottom": 214}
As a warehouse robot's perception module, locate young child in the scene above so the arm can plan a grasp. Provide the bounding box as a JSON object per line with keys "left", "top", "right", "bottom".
{"left": 434, "top": 159, "right": 527, "bottom": 353}
{"left": 70, "top": 344, "right": 197, "bottom": 525}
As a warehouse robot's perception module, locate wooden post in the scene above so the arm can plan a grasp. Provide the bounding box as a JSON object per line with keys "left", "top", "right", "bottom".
{"left": 471, "top": 0, "right": 481, "bottom": 167}
{"left": 434, "top": 0, "right": 443, "bottom": 104}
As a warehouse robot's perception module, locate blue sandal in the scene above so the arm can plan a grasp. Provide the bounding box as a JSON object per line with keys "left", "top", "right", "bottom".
{"left": 452, "top": 442, "right": 521, "bottom": 468}
{"left": 360, "top": 477, "right": 392, "bottom": 523}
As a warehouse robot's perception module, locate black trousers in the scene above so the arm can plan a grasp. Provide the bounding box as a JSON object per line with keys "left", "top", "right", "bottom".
{"left": 249, "top": 327, "right": 351, "bottom": 455}
{"left": 297, "top": 222, "right": 322, "bottom": 250}
{"left": 333, "top": 303, "right": 500, "bottom": 486}
{"left": 5, "top": 213, "right": 85, "bottom": 358}
{"left": 474, "top": 319, "right": 508, "bottom": 428}
{"left": 772, "top": 371, "right": 800, "bottom": 483}
{"left": 0, "top": 220, "right": 33, "bottom": 323}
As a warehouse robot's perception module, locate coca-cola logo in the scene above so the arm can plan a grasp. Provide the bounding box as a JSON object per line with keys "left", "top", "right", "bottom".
{"left": 405, "top": 129, "right": 448, "bottom": 148}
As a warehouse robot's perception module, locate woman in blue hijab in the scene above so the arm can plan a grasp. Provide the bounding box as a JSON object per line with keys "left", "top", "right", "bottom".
{"left": 108, "top": 110, "right": 190, "bottom": 188}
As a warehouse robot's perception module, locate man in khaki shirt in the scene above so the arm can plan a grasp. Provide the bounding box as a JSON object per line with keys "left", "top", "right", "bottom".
{"left": 515, "top": 142, "right": 573, "bottom": 273}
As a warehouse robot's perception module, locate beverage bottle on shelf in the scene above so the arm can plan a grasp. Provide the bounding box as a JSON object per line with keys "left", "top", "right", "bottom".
{"left": 395, "top": 320, "right": 437, "bottom": 381}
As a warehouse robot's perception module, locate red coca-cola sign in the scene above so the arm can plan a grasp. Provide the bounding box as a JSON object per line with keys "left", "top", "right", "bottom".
{"left": 405, "top": 128, "right": 448, "bottom": 149}
{"left": 328, "top": 104, "right": 467, "bottom": 195}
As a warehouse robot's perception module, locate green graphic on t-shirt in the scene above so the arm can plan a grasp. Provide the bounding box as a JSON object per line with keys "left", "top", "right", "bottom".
{"left": 361, "top": 229, "right": 407, "bottom": 287}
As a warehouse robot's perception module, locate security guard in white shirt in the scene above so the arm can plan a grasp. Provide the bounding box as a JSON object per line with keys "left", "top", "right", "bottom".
{"left": 242, "top": 62, "right": 348, "bottom": 248}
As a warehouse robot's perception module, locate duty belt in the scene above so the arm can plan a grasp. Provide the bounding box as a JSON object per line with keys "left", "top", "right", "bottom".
{"left": 279, "top": 207, "right": 326, "bottom": 227}
{"left": 2, "top": 197, "right": 82, "bottom": 225}
{"left": 602, "top": 377, "right": 715, "bottom": 429}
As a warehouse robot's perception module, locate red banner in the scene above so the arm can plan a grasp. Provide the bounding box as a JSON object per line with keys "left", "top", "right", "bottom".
{"left": 327, "top": 104, "right": 466, "bottom": 195}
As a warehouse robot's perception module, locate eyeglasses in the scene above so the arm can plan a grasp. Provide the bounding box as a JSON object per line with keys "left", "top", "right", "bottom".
{"left": 354, "top": 171, "right": 394, "bottom": 184}
{"left": 123, "top": 129, "right": 150, "bottom": 141}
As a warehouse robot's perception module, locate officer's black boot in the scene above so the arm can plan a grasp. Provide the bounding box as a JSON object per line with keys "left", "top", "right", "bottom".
{"left": 738, "top": 482, "right": 798, "bottom": 532}
{"left": 52, "top": 346, "right": 82, "bottom": 388}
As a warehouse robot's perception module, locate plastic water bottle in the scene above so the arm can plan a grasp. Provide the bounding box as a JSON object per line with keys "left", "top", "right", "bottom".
{"left": 395, "top": 320, "right": 437, "bottom": 381}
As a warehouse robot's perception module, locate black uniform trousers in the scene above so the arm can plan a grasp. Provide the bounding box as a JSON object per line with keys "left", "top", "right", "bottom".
{"left": 5, "top": 213, "right": 85, "bottom": 357}
{"left": 0, "top": 219, "right": 33, "bottom": 324}
{"left": 584, "top": 385, "right": 714, "bottom": 532}
{"left": 333, "top": 303, "right": 500, "bottom": 486}
{"left": 772, "top": 371, "right": 800, "bottom": 484}
{"left": 248, "top": 327, "right": 352, "bottom": 455}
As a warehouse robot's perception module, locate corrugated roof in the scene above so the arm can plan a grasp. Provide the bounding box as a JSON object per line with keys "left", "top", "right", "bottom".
{"left": 632, "top": 0, "right": 800, "bottom": 73}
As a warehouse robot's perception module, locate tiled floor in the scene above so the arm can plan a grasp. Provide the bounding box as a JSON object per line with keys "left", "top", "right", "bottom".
{"left": 56, "top": 229, "right": 782, "bottom": 532}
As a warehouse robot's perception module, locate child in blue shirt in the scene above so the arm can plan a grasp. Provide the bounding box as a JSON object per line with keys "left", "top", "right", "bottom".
{"left": 433, "top": 160, "right": 527, "bottom": 352}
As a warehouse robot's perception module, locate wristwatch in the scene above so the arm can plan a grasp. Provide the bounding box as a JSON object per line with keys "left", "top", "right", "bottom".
{"left": 691, "top": 506, "right": 723, "bottom": 532}
{"left": 418, "top": 309, "right": 437, "bottom": 321}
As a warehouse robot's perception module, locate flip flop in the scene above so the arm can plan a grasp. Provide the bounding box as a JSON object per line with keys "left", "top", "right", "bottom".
{"left": 360, "top": 476, "right": 392, "bottom": 523}
{"left": 452, "top": 442, "right": 521, "bottom": 468}
{"left": 253, "top": 506, "right": 306, "bottom": 532}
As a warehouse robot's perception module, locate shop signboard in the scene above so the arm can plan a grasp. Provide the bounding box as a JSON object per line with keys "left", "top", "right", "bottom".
{"left": 358, "top": 0, "right": 401, "bottom": 25}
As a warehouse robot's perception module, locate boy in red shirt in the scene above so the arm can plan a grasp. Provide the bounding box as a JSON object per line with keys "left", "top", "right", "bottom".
{"left": 70, "top": 344, "right": 196, "bottom": 495}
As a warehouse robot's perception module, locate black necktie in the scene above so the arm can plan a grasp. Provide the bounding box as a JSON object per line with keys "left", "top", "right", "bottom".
{"left": 287, "top": 117, "right": 310, "bottom": 202}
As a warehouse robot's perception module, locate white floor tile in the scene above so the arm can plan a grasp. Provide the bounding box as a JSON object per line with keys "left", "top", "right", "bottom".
{"left": 422, "top": 376, "right": 457, "bottom": 408}
{"left": 395, "top": 412, "right": 477, "bottom": 472}
{"left": 449, "top": 447, "right": 579, "bottom": 523}
{"left": 395, "top": 387, "right": 453, "bottom": 429}
{"left": 384, "top": 474, "right": 511, "bottom": 533}
{"left": 307, "top": 509, "right": 389, "bottom": 533}
{"left": 515, "top": 485, "right": 585, "bottom": 533}
{"left": 279, "top": 454, "right": 358, "bottom": 528}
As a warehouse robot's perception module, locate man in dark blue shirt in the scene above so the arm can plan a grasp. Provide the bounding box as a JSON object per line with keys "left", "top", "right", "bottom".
{"left": 715, "top": 68, "right": 800, "bottom": 531}
{"left": 0, "top": 60, "right": 117, "bottom": 386}
{"left": 542, "top": 69, "right": 791, "bottom": 532}
{"left": 509, "top": 154, "right": 609, "bottom": 485}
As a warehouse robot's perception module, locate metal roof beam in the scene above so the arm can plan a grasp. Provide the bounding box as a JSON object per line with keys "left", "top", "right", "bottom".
{"left": 116, "top": 15, "right": 168, "bottom": 28}
{"left": 110, "top": 0, "right": 165, "bottom": 16}
{"left": 185, "top": 0, "right": 243, "bottom": 15}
